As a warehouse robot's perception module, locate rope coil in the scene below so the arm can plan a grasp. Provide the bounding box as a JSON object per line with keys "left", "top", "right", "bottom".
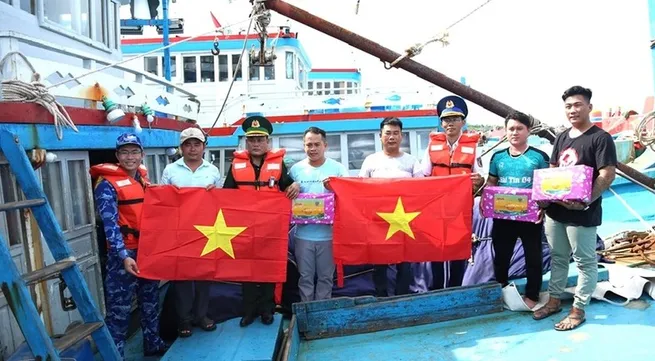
{"left": 598, "top": 231, "right": 655, "bottom": 265}
{"left": 635, "top": 110, "right": 655, "bottom": 150}
{"left": 1, "top": 52, "right": 78, "bottom": 140}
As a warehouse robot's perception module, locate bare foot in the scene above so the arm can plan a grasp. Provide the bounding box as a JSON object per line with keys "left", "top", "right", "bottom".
{"left": 523, "top": 296, "right": 537, "bottom": 309}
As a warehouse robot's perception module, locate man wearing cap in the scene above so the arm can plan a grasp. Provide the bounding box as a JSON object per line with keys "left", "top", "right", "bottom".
{"left": 421, "top": 95, "right": 484, "bottom": 290}
{"left": 160, "top": 127, "right": 222, "bottom": 338}
{"left": 222, "top": 115, "right": 300, "bottom": 327}
{"left": 90, "top": 133, "right": 168, "bottom": 358}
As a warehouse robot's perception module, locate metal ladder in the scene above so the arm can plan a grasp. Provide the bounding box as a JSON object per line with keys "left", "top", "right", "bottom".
{"left": 0, "top": 129, "right": 120, "bottom": 361}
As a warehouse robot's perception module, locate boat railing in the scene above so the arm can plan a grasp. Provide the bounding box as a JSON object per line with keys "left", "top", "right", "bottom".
{"left": 0, "top": 31, "right": 199, "bottom": 120}
{"left": 204, "top": 85, "right": 443, "bottom": 126}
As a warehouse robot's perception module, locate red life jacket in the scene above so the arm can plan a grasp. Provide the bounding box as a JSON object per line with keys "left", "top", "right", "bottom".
{"left": 231, "top": 149, "right": 286, "bottom": 191}
{"left": 90, "top": 163, "right": 149, "bottom": 250}
{"left": 428, "top": 132, "right": 480, "bottom": 176}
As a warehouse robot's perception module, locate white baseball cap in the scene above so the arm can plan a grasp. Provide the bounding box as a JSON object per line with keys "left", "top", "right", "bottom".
{"left": 180, "top": 127, "right": 206, "bottom": 144}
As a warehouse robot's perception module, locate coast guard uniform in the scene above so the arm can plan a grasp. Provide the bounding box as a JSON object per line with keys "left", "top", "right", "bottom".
{"left": 91, "top": 133, "right": 167, "bottom": 357}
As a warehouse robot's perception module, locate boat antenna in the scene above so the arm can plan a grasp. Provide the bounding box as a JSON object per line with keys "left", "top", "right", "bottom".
{"left": 208, "top": 2, "right": 262, "bottom": 130}
{"left": 384, "top": 0, "right": 495, "bottom": 69}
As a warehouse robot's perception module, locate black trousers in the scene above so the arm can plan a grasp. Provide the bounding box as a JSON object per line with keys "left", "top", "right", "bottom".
{"left": 491, "top": 218, "right": 544, "bottom": 302}
{"left": 174, "top": 280, "right": 211, "bottom": 323}
{"left": 373, "top": 262, "right": 412, "bottom": 297}
{"left": 430, "top": 260, "right": 466, "bottom": 290}
{"left": 242, "top": 282, "right": 275, "bottom": 317}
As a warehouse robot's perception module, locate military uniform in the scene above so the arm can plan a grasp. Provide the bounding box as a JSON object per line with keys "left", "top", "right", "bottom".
{"left": 91, "top": 134, "right": 167, "bottom": 358}
{"left": 222, "top": 116, "right": 294, "bottom": 327}
{"left": 426, "top": 96, "right": 478, "bottom": 290}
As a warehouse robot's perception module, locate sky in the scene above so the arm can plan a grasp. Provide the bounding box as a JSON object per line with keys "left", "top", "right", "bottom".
{"left": 132, "top": 0, "right": 655, "bottom": 126}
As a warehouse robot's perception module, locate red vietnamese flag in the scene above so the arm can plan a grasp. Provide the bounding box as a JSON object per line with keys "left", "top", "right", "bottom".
{"left": 137, "top": 186, "right": 291, "bottom": 283}
{"left": 330, "top": 175, "right": 473, "bottom": 272}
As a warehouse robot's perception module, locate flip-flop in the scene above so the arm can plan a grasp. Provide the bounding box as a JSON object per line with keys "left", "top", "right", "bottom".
{"left": 178, "top": 321, "right": 192, "bottom": 338}
{"left": 194, "top": 317, "right": 217, "bottom": 331}
{"left": 532, "top": 304, "right": 562, "bottom": 320}
{"left": 554, "top": 313, "right": 586, "bottom": 331}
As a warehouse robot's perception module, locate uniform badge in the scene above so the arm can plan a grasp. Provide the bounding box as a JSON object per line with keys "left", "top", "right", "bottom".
{"left": 252, "top": 120, "right": 260, "bottom": 128}
{"left": 445, "top": 100, "right": 454, "bottom": 108}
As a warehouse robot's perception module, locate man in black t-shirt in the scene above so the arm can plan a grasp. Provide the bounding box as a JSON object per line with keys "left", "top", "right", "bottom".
{"left": 532, "top": 86, "right": 617, "bottom": 331}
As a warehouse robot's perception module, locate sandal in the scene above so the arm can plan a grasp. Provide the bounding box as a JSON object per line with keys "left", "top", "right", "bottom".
{"left": 193, "top": 317, "right": 217, "bottom": 332}
{"left": 178, "top": 321, "right": 192, "bottom": 338}
{"left": 532, "top": 302, "right": 562, "bottom": 320}
{"left": 555, "top": 308, "right": 586, "bottom": 331}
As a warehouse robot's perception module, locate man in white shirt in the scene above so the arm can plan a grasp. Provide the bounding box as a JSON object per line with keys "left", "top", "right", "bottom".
{"left": 359, "top": 117, "right": 423, "bottom": 297}
{"left": 160, "top": 128, "right": 221, "bottom": 338}
{"left": 420, "top": 95, "right": 483, "bottom": 290}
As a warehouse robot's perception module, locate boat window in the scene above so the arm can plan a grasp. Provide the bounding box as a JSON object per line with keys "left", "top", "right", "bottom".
{"left": 264, "top": 63, "right": 275, "bottom": 80}
{"left": 161, "top": 56, "right": 177, "bottom": 78}
{"left": 249, "top": 59, "right": 260, "bottom": 81}
{"left": 346, "top": 133, "right": 375, "bottom": 170}
{"left": 417, "top": 130, "right": 431, "bottom": 155}
{"left": 223, "top": 149, "right": 235, "bottom": 177}
{"left": 183, "top": 56, "right": 197, "bottom": 83}
{"left": 157, "top": 154, "right": 168, "bottom": 177}
{"left": 324, "top": 82, "right": 331, "bottom": 95}
{"left": 20, "top": 0, "right": 35, "bottom": 14}
{"left": 145, "top": 155, "right": 156, "bottom": 182}
{"left": 209, "top": 150, "right": 221, "bottom": 169}
{"left": 41, "top": 161, "right": 67, "bottom": 231}
{"left": 92, "top": 0, "right": 104, "bottom": 43}
{"left": 231, "top": 54, "right": 243, "bottom": 81}
{"left": 200, "top": 56, "right": 215, "bottom": 82}
{"left": 110, "top": 0, "right": 119, "bottom": 49}
{"left": 346, "top": 82, "right": 353, "bottom": 95}
{"left": 68, "top": 160, "right": 91, "bottom": 227}
{"left": 218, "top": 55, "right": 228, "bottom": 82}
{"left": 334, "top": 81, "right": 344, "bottom": 95}
{"left": 298, "top": 61, "right": 305, "bottom": 88}
{"left": 316, "top": 82, "right": 323, "bottom": 96}
{"left": 144, "top": 57, "right": 158, "bottom": 76}
{"left": 0, "top": 164, "right": 27, "bottom": 247}
{"left": 285, "top": 52, "right": 294, "bottom": 80}
{"left": 308, "top": 81, "right": 313, "bottom": 95}
{"left": 401, "top": 132, "right": 411, "bottom": 154}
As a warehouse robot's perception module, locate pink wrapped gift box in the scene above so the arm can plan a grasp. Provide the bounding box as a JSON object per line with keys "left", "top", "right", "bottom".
{"left": 481, "top": 186, "right": 540, "bottom": 222}
{"left": 532, "top": 165, "right": 593, "bottom": 203}
{"left": 291, "top": 193, "right": 335, "bottom": 225}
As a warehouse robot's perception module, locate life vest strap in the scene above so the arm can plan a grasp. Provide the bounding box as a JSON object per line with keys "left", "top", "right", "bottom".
{"left": 120, "top": 226, "right": 140, "bottom": 239}
{"left": 234, "top": 180, "right": 279, "bottom": 187}
{"left": 117, "top": 198, "right": 144, "bottom": 206}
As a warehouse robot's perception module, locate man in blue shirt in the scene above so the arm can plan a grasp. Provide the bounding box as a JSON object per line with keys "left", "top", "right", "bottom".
{"left": 160, "top": 127, "right": 222, "bottom": 338}
{"left": 91, "top": 133, "right": 168, "bottom": 358}
{"left": 290, "top": 127, "right": 349, "bottom": 302}
{"left": 486, "top": 111, "right": 549, "bottom": 309}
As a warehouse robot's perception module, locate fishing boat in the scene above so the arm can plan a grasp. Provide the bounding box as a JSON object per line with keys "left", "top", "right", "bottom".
{"left": 1, "top": 0, "right": 655, "bottom": 360}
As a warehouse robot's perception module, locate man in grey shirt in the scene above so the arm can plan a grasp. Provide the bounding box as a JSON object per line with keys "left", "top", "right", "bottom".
{"left": 359, "top": 117, "right": 423, "bottom": 297}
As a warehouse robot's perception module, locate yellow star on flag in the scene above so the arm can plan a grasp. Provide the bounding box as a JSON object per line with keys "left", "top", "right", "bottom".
{"left": 195, "top": 209, "right": 247, "bottom": 258}
{"left": 376, "top": 197, "right": 421, "bottom": 240}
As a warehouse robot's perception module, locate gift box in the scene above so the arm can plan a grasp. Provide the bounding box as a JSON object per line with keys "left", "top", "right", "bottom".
{"left": 481, "top": 186, "right": 540, "bottom": 222}
{"left": 291, "top": 193, "right": 335, "bottom": 224}
{"left": 532, "top": 165, "right": 593, "bottom": 203}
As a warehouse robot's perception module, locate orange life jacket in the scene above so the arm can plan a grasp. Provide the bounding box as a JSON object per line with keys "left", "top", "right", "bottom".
{"left": 231, "top": 149, "right": 286, "bottom": 191}
{"left": 89, "top": 163, "right": 149, "bottom": 250}
{"left": 428, "top": 132, "right": 480, "bottom": 176}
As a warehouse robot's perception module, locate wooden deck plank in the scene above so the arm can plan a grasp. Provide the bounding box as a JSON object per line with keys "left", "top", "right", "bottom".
{"left": 297, "top": 298, "right": 655, "bottom": 361}
{"left": 293, "top": 283, "right": 503, "bottom": 340}
{"left": 161, "top": 316, "right": 283, "bottom": 361}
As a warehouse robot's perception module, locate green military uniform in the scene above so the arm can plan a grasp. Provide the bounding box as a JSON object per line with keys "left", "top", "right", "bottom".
{"left": 222, "top": 116, "right": 294, "bottom": 327}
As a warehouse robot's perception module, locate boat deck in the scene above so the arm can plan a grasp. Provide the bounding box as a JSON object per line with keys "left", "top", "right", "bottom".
{"left": 296, "top": 297, "right": 654, "bottom": 361}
